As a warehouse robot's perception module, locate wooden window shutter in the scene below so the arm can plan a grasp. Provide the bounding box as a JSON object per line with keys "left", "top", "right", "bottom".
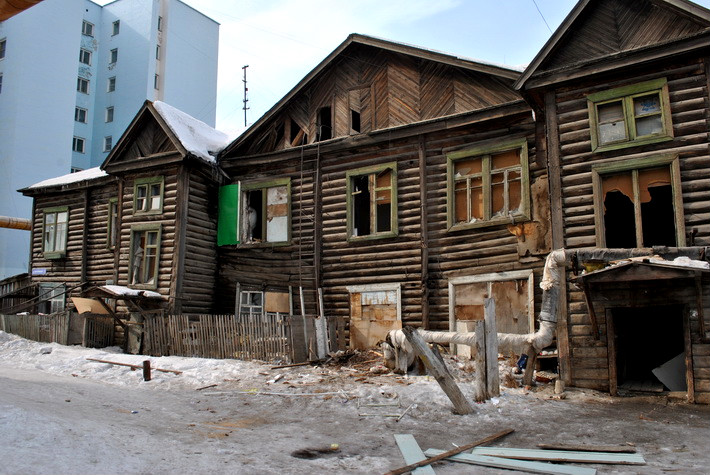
{"left": 217, "top": 184, "right": 240, "bottom": 246}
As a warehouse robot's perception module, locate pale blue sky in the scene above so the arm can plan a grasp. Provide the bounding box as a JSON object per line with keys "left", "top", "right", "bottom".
{"left": 100, "top": 0, "right": 710, "bottom": 135}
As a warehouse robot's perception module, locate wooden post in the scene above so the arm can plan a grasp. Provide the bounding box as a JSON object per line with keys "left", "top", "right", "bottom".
{"left": 484, "top": 298, "right": 500, "bottom": 397}
{"left": 235, "top": 282, "right": 241, "bottom": 316}
{"left": 315, "top": 288, "right": 328, "bottom": 358}
{"left": 606, "top": 309, "right": 618, "bottom": 396}
{"left": 401, "top": 326, "right": 474, "bottom": 415}
{"left": 473, "top": 320, "right": 487, "bottom": 402}
{"left": 142, "top": 360, "right": 151, "bottom": 381}
{"left": 522, "top": 344, "right": 538, "bottom": 387}
{"left": 418, "top": 136, "right": 430, "bottom": 330}
{"left": 683, "top": 308, "right": 695, "bottom": 404}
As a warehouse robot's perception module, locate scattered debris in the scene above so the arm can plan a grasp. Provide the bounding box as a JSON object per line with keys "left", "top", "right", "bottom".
{"left": 467, "top": 447, "right": 646, "bottom": 465}
{"left": 86, "top": 358, "right": 182, "bottom": 375}
{"left": 536, "top": 443, "right": 637, "bottom": 454}
{"left": 196, "top": 384, "right": 218, "bottom": 391}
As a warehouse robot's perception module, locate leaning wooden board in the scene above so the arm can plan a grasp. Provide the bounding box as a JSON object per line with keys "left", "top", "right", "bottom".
{"left": 393, "top": 435, "right": 435, "bottom": 475}
{"left": 468, "top": 447, "right": 646, "bottom": 464}
{"left": 423, "top": 449, "right": 596, "bottom": 475}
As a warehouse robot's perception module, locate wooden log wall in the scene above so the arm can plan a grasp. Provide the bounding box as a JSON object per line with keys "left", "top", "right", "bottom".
{"left": 179, "top": 167, "right": 220, "bottom": 314}
{"left": 216, "top": 155, "right": 318, "bottom": 316}
{"left": 115, "top": 168, "right": 179, "bottom": 303}
{"left": 85, "top": 182, "right": 119, "bottom": 287}
{"left": 552, "top": 56, "right": 710, "bottom": 391}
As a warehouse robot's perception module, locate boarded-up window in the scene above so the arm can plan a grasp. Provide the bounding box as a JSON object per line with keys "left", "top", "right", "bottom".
{"left": 447, "top": 138, "right": 529, "bottom": 229}
{"left": 241, "top": 180, "right": 290, "bottom": 244}
{"left": 348, "top": 285, "right": 401, "bottom": 350}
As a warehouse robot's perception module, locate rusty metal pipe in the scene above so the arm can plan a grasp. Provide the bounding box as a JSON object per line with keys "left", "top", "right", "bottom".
{"left": 0, "top": 216, "right": 31, "bottom": 231}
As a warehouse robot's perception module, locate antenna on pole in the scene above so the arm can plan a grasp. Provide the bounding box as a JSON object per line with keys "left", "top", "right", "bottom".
{"left": 242, "top": 65, "right": 250, "bottom": 127}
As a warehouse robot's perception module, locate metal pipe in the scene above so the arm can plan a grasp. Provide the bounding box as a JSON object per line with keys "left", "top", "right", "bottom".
{"left": 0, "top": 216, "right": 31, "bottom": 231}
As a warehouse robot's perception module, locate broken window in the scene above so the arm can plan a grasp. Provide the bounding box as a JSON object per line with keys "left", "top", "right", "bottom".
{"left": 134, "top": 176, "right": 164, "bottom": 215}
{"left": 447, "top": 138, "right": 529, "bottom": 229}
{"left": 38, "top": 283, "right": 66, "bottom": 314}
{"left": 316, "top": 106, "right": 332, "bottom": 141}
{"left": 348, "top": 86, "right": 373, "bottom": 134}
{"left": 241, "top": 179, "right": 290, "bottom": 244}
{"left": 587, "top": 78, "right": 672, "bottom": 151}
{"left": 289, "top": 118, "right": 307, "bottom": 146}
{"left": 129, "top": 225, "right": 161, "bottom": 288}
{"left": 346, "top": 163, "right": 397, "bottom": 240}
{"left": 600, "top": 165, "right": 678, "bottom": 248}
{"left": 43, "top": 207, "right": 69, "bottom": 259}
{"left": 239, "top": 291, "right": 263, "bottom": 317}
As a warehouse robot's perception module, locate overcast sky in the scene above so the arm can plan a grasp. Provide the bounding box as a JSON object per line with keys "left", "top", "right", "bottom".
{"left": 101, "top": 0, "right": 710, "bottom": 136}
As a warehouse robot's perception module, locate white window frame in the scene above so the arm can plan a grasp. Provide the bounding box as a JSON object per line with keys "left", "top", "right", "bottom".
{"left": 105, "top": 106, "right": 114, "bottom": 123}
{"left": 72, "top": 136, "right": 85, "bottom": 153}
{"left": 112, "top": 20, "right": 120, "bottom": 36}
{"left": 79, "top": 48, "right": 92, "bottom": 65}
{"left": 103, "top": 136, "right": 112, "bottom": 152}
{"left": 447, "top": 269, "right": 535, "bottom": 336}
{"left": 82, "top": 20, "right": 94, "bottom": 37}
{"left": 1, "top": 38, "right": 7, "bottom": 59}
{"left": 74, "top": 107, "right": 88, "bottom": 123}
{"left": 154, "top": 74, "right": 160, "bottom": 90}
{"left": 109, "top": 48, "right": 118, "bottom": 64}
{"left": 107, "top": 76, "right": 116, "bottom": 92}
{"left": 157, "top": 16, "right": 163, "bottom": 31}
{"left": 77, "top": 77, "right": 89, "bottom": 94}
{"left": 155, "top": 44, "right": 160, "bottom": 60}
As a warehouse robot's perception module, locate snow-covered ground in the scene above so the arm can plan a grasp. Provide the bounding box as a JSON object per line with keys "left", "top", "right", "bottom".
{"left": 1, "top": 330, "right": 708, "bottom": 474}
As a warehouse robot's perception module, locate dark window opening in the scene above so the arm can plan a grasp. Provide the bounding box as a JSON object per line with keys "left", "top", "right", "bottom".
{"left": 612, "top": 305, "right": 685, "bottom": 392}
{"left": 274, "top": 122, "right": 284, "bottom": 148}
{"left": 604, "top": 190, "right": 636, "bottom": 248}
{"left": 641, "top": 184, "right": 675, "bottom": 246}
{"left": 317, "top": 107, "right": 332, "bottom": 141}
{"left": 290, "top": 119, "right": 307, "bottom": 146}
{"left": 246, "top": 190, "right": 263, "bottom": 242}
{"left": 352, "top": 175, "right": 370, "bottom": 236}
{"left": 351, "top": 109, "right": 361, "bottom": 133}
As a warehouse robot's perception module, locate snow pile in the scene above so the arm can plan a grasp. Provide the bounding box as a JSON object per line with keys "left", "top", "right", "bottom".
{"left": 26, "top": 167, "right": 108, "bottom": 190}
{"left": 649, "top": 255, "right": 710, "bottom": 270}
{"left": 101, "top": 284, "right": 163, "bottom": 299}
{"left": 153, "top": 101, "right": 232, "bottom": 163}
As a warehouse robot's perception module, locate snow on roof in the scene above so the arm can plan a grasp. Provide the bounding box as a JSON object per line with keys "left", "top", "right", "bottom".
{"left": 153, "top": 101, "right": 232, "bottom": 163}
{"left": 101, "top": 285, "right": 163, "bottom": 299}
{"left": 27, "top": 167, "right": 108, "bottom": 190}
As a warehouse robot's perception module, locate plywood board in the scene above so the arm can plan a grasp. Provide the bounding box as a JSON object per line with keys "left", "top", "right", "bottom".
{"left": 265, "top": 292, "right": 290, "bottom": 313}
{"left": 393, "top": 435, "right": 436, "bottom": 475}
{"left": 71, "top": 297, "right": 110, "bottom": 315}
{"left": 423, "top": 449, "right": 596, "bottom": 475}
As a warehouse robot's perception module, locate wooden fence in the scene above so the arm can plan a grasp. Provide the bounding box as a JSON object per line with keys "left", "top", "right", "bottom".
{"left": 0, "top": 312, "right": 70, "bottom": 344}
{"left": 143, "top": 313, "right": 293, "bottom": 363}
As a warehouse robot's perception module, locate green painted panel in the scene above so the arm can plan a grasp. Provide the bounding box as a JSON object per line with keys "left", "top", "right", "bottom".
{"left": 217, "top": 184, "right": 240, "bottom": 246}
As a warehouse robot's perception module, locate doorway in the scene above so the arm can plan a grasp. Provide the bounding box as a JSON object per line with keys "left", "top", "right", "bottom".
{"left": 607, "top": 305, "right": 686, "bottom": 394}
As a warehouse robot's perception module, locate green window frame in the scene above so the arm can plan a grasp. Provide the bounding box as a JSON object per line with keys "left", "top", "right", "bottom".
{"left": 129, "top": 224, "right": 162, "bottom": 289}
{"left": 446, "top": 138, "right": 530, "bottom": 231}
{"left": 346, "top": 162, "right": 398, "bottom": 241}
{"left": 241, "top": 178, "right": 291, "bottom": 245}
{"left": 133, "top": 176, "right": 164, "bottom": 215}
{"left": 107, "top": 198, "right": 118, "bottom": 250}
{"left": 42, "top": 207, "right": 69, "bottom": 259}
{"left": 587, "top": 78, "right": 673, "bottom": 152}
{"left": 592, "top": 155, "right": 685, "bottom": 248}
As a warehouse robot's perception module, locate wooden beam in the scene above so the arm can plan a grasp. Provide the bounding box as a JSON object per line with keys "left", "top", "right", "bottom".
{"left": 393, "top": 435, "right": 435, "bottom": 475}
{"left": 469, "top": 447, "right": 646, "bottom": 465}
{"left": 483, "top": 298, "right": 500, "bottom": 397}
{"left": 473, "top": 320, "right": 487, "bottom": 402}
{"left": 418, "top": 136, "right": 430, "bottom": 330}
{"left": 536, "top": 443, "right": 636, "bottom": 454}
{"left": 606, "top": 309, "right": 618, "bottom": 397}
{"left": 581, "top": 281, "right": 599, "bottom": 340}
{"left": 423, "top": 450, "right": 597, "bottom": 475}
{"left": 695, "top": 274, "right": 708, "bottom": 341}
{"left": 522, "top": 344, "right": 537, "bottom": 387}
{"left": 683, "top": 307, "right": 696, "bottom": 404}
{"left": 401, "top": 326, "right": 474, "bottom": 415}
{"left": 384, "top": 429, "right": 513, "bottom": 475}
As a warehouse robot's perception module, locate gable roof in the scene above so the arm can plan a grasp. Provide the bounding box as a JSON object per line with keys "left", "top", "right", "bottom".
{"left": 221, "top": 33, "right": 523, "bottom": 157}
{"left": 515, "top": 0, "right": 710, "bottom": 90}
{"left": 102, "top": 100, "right": 231, "bottom": 170}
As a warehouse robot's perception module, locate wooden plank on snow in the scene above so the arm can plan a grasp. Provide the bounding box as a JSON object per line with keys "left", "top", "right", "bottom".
{"left": 423, "top": 449, "right": 596, "bottom": 475}
{"left": 468, "top": 447, "right": 646, "bottom": 465}
{"left": 393, "top": 435, "right": 436, "bottom": 475}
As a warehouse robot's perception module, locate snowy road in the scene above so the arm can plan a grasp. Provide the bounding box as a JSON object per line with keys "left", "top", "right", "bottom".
{"left": 1, "top": 331, "right": 709, "bottom": 474}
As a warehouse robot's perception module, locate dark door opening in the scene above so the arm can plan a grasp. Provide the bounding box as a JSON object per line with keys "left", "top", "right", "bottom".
{"left": 609, "top": 305, "right": 686, "bottom": 394}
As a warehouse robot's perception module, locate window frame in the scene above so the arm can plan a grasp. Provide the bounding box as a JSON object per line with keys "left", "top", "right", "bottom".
{"left": 154, "top": 74, "right": 160, "bottom": 90}
{"left": 128, "top": 224, "right": 162, "bottom": 290}
{"left": 591, "top": 154, "right": 685, "bottom": 248}
{"left": 240, "top": 178, "right": 291, "bottom": 246}
{"left": 587, "top": 78, "right": 673, "bottom": 152}
{"left": 42, "top": 206, "right": 69, "bottom": 259}
{"left": 0, "top": 73, "right": 3, "bottom": 94}
{"left": 107, "top": 76, "right": 116, "bottom": 93}
{"left": 345, "top": 162, "right": 398, "bottom": 242}
{"left": 157, "top": 16, "right": 163, "bottom": 31}
{"left": 105, "top": 106, "right": 114, "bottom": 123}
{"left": 109, "top": 48, "right": 118, "bottom": 64}
{"left": 0, "top": 38, "right": 6, "bottom": 59}
{"left": 72, "top": 136, "right": 85, "bottom": 153}
{"left": 77, "top": 77, "right": 89, "bottom": 94}
{"left": 103, "top": 136, "right": 113, "bottom": 152}
{"left": 446, "top": 137, "right": 530, "bottom": 231}
{"left": 74, "top": 107, "right": 88, "bottom": 124}
{"left": 107, "top": 198, "right": 118, "bottom": 250}
{"left": 112, "top": 20, "right": 120, "bottom": 36}
{"left": 81, "top": 20, "right": 94, "bottom": 37}
{"left": 79, "top": 48, "right": 92, "bottom": 65}
{"left": 133, "top": 176, "right": 165, "bottom": 215}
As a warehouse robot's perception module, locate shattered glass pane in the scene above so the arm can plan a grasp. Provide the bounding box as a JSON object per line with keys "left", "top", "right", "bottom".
{"left": 635, "top": 115, "right": 663, "bottom": 137}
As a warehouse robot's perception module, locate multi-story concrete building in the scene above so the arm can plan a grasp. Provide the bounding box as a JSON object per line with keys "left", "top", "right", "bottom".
{"left": 0, "top": 0, "right": 219, "bottom": 279}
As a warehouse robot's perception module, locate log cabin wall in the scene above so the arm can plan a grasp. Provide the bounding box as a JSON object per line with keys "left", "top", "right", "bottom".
{"left": 85, "top": 182, "right": 119, "bottom": 287}
{"left": 546, "top": 56, "right": 710, "bottom": 393}
{"left": 216, "top": 154, "right": 318, "bottom": 317}
{"left": 179, "top": 165, "right": 221, "bottom": 314}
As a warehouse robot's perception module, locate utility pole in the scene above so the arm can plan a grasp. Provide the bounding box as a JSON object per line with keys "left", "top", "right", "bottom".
{"left": 242, "top": 65, "right": 249, "bottom": 127}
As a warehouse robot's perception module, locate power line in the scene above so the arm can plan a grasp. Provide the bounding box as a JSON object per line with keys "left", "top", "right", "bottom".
{"left": 532, "top": 0, "right": 553, "bottom": 34}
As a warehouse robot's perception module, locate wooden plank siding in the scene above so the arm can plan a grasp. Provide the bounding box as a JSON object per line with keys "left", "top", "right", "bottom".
{"left": 549, "top": 56, "right": 710, "bottom": 394}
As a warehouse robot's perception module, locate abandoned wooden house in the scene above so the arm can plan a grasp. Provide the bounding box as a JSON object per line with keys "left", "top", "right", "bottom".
{"left": 516, "top": 0, "right": 710, "bottom": 403}
{"left": 7, "top": 0, "right": 710, "bottom": 404}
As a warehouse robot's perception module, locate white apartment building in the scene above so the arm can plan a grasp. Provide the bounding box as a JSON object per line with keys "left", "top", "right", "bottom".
{"left": 0, "top": 0, "right": 219, "bottom": 279}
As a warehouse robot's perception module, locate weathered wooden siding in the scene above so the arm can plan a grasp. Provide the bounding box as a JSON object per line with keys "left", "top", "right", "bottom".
{"left": 216, "top": 156, "right": 318, "bottom": 316}
{"left": 30, "top": 192, "right": 86, "bottom": 295}
{"left": 179, "top": 167, "right": 220, "bottom": 314}
{"left": 116, "top": 168, "right": 179, "bottom": 298}
{"left": 553, "top": 57, "right": 710, "bottom": 391}
{"left": 85, "top": 182, "right": 118, "bottom": 287}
